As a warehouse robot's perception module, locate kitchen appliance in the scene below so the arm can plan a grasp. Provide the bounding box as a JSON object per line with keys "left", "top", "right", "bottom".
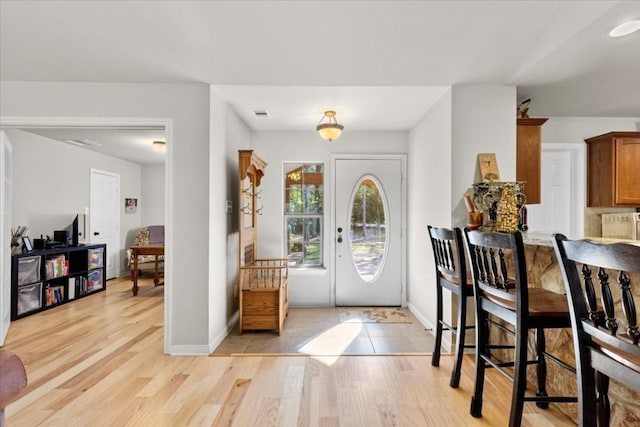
{"left": 601, "top": 212, "right": 640, "bottom": 240}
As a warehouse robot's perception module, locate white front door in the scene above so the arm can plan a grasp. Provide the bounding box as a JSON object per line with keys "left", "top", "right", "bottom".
{"left": 334, "top": 157, "right": 404, "bottom": 306}
{"left": 0, "top": 131, "right": 12, "bottom": 345}
{"left": 90, "top": 169, "right": 120, "bottom": 279}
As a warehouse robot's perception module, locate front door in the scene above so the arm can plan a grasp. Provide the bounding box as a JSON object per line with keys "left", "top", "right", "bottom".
{"left": 90, "top": 169, "right": 120, "bottom": 279}
{"left": 334, "top": 157, "right": 404, "bottom": 306}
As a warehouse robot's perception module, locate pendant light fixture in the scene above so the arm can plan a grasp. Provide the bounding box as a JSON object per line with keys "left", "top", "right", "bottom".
{"left": 316, "top": 110, "right": 344, "bottom": 142}
{"left": 152, "top": 140, "right": 166, "bottom": 152}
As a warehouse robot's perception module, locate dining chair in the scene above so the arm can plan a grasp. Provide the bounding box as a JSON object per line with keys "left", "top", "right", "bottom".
{"left": 463, "top": 229, "right": 577, "bottom": 427}
{"left": 427, "top": 226, "right": 474, "bottom": 388}
{"left": 553, "top": 234, "right": 640, "bottom": 427}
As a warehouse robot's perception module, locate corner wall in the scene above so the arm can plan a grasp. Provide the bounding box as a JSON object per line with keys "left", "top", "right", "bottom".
{"left": 406, "top": 84, "right": 516, "bottom": 344}
{"left": 406, "top": 90, "right": 452, "bottom": 331}
{"left": 209, "top": 88, "right": 251, "bottom": 349}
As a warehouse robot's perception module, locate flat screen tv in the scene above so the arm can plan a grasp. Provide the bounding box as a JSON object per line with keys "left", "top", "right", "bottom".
{"left": 68, "top": 213, "right": 87, "bottom": 246}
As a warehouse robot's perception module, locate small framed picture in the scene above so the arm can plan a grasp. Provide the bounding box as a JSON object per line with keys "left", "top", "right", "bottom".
{"left": 22, "top": 236, "right": 33, "bottom": 252}
{"left": 125, "top": 198, "right": 138, "bottom": 214}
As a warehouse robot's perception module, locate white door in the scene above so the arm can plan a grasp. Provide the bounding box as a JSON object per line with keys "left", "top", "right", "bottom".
{"left": 335, "top": 157, "right": 404, "bottom": 306}
{"left": 0, "top": 131, "right": 12, "bottom": 345}
{"left": 90, "top": 169, "right": 120, "bottom": 279}
{"left": 527, "top": 150, "right": 572, "bottom": 235}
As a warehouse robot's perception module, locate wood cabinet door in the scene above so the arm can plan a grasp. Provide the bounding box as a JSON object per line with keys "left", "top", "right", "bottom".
{"left": 615, "top": 137, "right": 640, "bottom": 205}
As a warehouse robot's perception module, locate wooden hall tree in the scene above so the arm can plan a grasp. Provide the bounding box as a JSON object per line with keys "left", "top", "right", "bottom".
{"left": 237, "top": 150, "right": 289, "bottom": 334}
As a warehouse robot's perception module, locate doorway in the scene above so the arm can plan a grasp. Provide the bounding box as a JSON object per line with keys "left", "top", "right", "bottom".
{"left": 333, "top": 155, "right": 406, "bottom": 306}
{"left": 0, "top": 116, "right": 171, "bottom": 352}
{"left": 526, "top": 143, "right": 585, "bottom": 238}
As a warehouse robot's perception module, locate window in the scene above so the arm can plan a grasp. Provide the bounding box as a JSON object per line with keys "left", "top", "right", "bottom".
{"left": 284, "top": 163, "right": 324, "bottom": 267}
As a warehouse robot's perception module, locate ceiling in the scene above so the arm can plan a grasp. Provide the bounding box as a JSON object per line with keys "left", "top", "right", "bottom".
{"left": 1, "top": 1, "right": 639, "bottom": 163}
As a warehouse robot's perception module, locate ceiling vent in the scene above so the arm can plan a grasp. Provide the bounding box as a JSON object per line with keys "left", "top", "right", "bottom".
{"left": 252, "top": 109, "right": 269, "bottom": 118}
{"left": 62, "top": 138, "right": 103, "bottom": 147}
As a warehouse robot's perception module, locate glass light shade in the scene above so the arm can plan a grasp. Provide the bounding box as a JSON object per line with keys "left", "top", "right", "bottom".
{"left": 153, "top": 140, "right": 166, "bottom": 152}
{"left": 316, "top": 123, "right": 344, "bottom": 142}
{"left": 609, "top": 20, "right": 640, "bottom": 37}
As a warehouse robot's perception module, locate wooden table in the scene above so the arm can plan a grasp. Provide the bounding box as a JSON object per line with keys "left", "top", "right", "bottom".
{"left": 130, "top": 245, "right": 164, "bottom": 296}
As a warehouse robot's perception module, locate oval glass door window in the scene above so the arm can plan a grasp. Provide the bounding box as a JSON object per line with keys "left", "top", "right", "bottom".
{"left": 349, "top": 176, "right": 388, "bottom": 282}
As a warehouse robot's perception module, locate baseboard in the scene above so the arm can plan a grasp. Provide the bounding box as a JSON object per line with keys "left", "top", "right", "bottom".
{"left": 407, "top": 302, "right": 451, "bottom": 352}
{"left": 207, "top": 310, "right": 239, "bottom": 354}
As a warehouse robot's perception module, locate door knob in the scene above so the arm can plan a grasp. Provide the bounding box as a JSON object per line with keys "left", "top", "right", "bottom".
{"left": 337, "top": 236, "right": 343, "bottom": 243}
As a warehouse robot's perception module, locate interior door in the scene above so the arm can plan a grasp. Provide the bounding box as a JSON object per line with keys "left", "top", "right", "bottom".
{"left": 90, "top": 169, "right": 120, "bottom": 279}
{"left": 335, "top": 157, "right": 404, "bottom": 306}
{"left": 0, "top": 131, "right": 12, "bottom": 345}
{"left": 527, "top": 150, "right": 572, "bottom": 235}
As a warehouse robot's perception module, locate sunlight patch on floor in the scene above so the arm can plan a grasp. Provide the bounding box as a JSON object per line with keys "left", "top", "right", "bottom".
{"left": 299, "top": 321, "right": 364, "bottom": 365}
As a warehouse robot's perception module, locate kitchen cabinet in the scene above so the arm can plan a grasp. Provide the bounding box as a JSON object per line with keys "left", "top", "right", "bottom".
{"left": 516, "top": 118, "right": 547, "bottom": 204}
{"left": 585, "top": 131, "right": 640, "bottom": 207}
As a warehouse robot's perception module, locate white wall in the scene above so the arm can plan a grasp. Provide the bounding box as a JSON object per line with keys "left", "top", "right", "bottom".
{"left": 141, "top": 164, "right": 166, "bottom": 227}
{"left": 251, "top": 130, "right": 408, "bottom": 307}
{"left": 7, "top": 128, "right": 142, "bottom": 276}
{"left": 542, "top": 117, "right": 640, "bottom": 143}
{"left": 1, "top": 81, "right": 212, "bottom": 354}
{"left": 406, "top": 84, "right": 516, "bottom": 345}
{"left": 209, "top": 87, "right": 251, "bottom": 348}
{"left": 406, "top": 90, "right": 452, "bottom": 332}
{"left": 451, "top": 85, "right": 517, "bottom": 228}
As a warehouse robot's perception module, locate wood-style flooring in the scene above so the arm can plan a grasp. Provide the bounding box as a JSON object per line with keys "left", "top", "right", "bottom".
{"left": 3, "top": 277, "right": 576, "bottom": 426}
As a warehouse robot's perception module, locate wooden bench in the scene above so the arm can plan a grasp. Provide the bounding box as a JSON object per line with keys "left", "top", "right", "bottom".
{"left": 239, "top": 243, "right": 289, "bottom": 335}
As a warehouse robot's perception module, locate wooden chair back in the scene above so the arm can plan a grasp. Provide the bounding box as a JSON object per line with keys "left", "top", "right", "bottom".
{"left": 427, "top": 226, "right": 467, "bottom": 288}
{"left": 464, "top": 230, "right": 528, "bottom": 316}
{"left": 553, "top": 234, "right": 640, "bottom": 426}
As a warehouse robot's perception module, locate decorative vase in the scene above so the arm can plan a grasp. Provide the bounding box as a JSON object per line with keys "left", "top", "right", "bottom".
{"left": 495, "top": 184, "right": 519, "bottom": 232}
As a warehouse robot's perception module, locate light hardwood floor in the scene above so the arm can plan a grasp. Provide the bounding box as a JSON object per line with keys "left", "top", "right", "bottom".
{"left": 3, "top": 277, "right": 576, "bottom": 426}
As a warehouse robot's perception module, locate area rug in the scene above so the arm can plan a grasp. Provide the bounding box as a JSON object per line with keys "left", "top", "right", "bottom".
{"left": 339, "top": 307, "right": 412, "bottom": 324}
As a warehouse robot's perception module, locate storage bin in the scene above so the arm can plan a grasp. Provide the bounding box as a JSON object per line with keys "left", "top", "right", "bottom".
{"left": 17, "top": 256, "right": 41, "bottom": 285}
{"left": 88, "top": 248, "right": 104, "bottom": 269}
{"left": 17, "top": 282, "right": 43, "bottom": 315}
{"left": 87, "top": 269, "right": 103, "bottom": 292}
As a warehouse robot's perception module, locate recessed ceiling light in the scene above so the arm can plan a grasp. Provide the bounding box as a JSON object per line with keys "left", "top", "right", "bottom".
{"left": 609, "top": 20, "right": 640, "bottom": 38}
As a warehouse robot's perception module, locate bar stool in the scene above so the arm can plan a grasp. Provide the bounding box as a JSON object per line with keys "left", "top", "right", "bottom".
{"left": 463, "top": 230, "right": 577, "bottom": 427}
{"left": 553, "top": 234, "right": 640, "bottom": 427}
{"left": 427, "top": 226, "right": 474, "bottom": 388}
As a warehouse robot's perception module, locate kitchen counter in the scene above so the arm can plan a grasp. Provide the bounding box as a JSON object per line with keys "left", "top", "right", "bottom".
{"left": 522, "top": 231, "right": 640, "bottom": 247}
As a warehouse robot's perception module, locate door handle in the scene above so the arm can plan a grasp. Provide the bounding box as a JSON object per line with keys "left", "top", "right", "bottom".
{"left": 337, "top": 226, "right": 343, "bottom": 243}
{"left": 337, "top": 236, "right": 343, "bottom": 243}
{"left": 94, "top": 232, "right": 100, "bottom": 236}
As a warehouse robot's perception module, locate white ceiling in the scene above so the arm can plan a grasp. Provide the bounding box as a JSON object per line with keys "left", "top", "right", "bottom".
{"left": 1, "top": 1, "right": 639, "bottom": 163}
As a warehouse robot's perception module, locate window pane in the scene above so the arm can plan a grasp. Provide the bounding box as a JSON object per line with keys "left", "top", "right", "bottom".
{"left": 285, "top": 216, "right": 322, "bottom": 266}
{"left": 284, "top": 162, "right": 324, "bottom": 268}
{"left": 285, "top": 163, "right": 324, "bottom": 214}
{"left": 349, "top": 178, "right": 388, "bottom": 281}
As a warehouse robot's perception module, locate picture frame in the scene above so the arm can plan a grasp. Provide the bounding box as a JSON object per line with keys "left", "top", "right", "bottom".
{"left": 125, "top": 198, "right": 138, "bottom": 214}
{"left": 22, "top": 236, "right": 33, "bottom": 252}
{"left": 478, "top": 153, "right": 501, "bottom": 182}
